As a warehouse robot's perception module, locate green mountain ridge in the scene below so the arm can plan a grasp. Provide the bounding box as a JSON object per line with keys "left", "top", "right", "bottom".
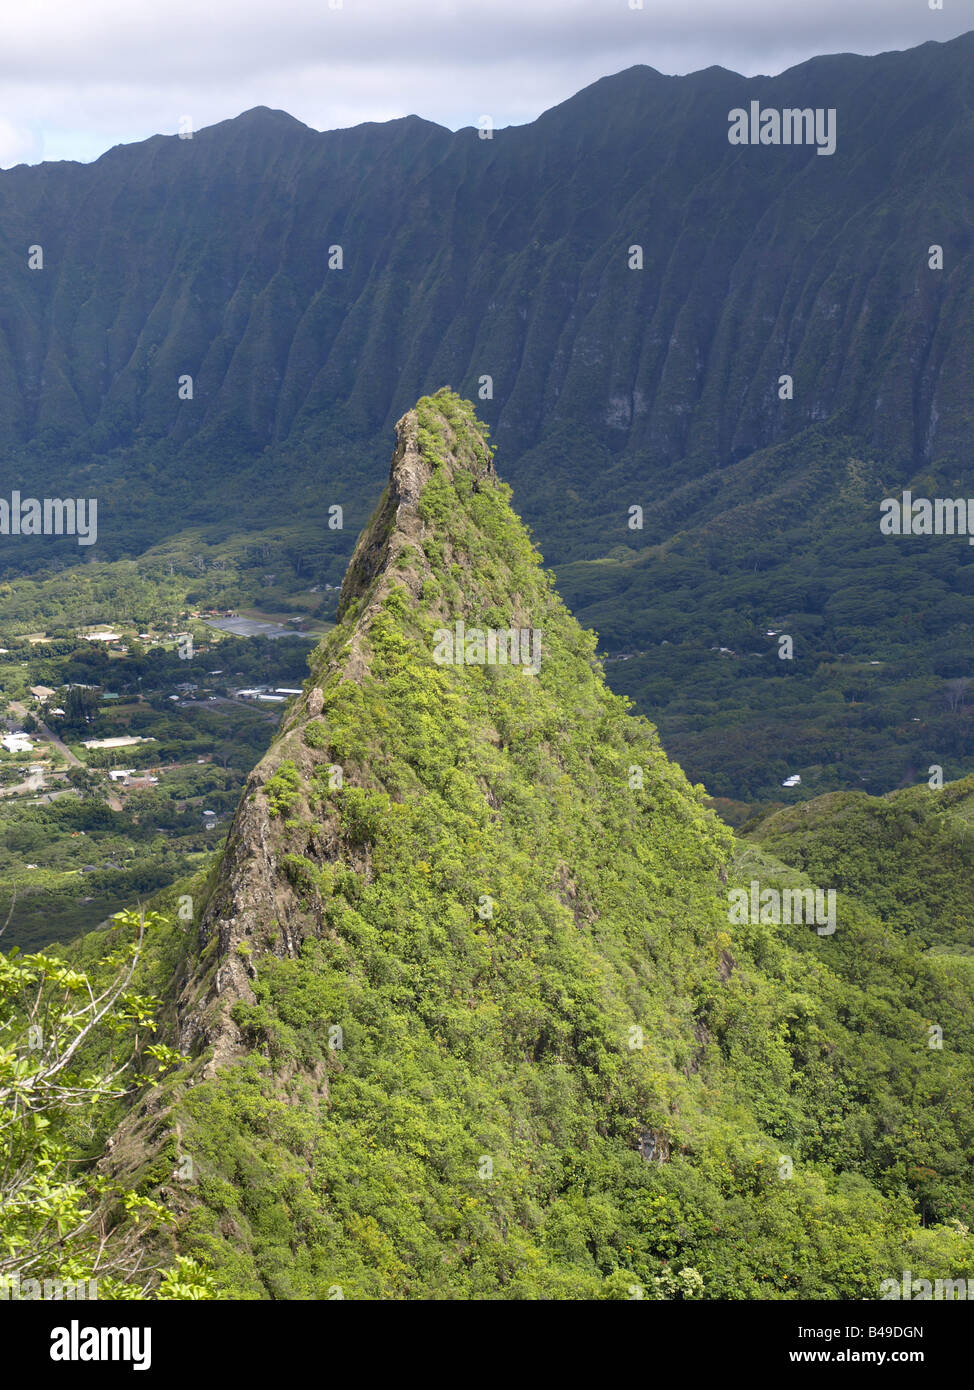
{"left": 2, "top": 33, "right": 974, "bottom": 800}
{"left": 92, "top": 393, "right": 974, "bottom": 1299}
{"left": 5, "top": 35, "right": 973, "bottom": 495}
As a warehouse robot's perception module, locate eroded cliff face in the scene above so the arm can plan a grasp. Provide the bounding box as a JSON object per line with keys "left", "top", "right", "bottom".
{"left": 3, "top": 36, "right": 974, "bottom": 576}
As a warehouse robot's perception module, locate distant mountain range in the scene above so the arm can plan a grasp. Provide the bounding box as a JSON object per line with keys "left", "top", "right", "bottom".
{"left": 2, "top": 32, "right": 973, "bottom": 801}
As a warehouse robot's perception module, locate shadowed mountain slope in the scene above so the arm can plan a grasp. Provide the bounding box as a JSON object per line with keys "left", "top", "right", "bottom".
{"left": 3, "top": 33, "right": 974, "bottom": 799}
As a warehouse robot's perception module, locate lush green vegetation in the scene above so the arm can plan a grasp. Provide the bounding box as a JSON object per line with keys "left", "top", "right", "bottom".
{"left": 3, "top": 22, "right": 973, "bottom": 1300}
{"left": 3, "top": 36, "right": 974, "bottom": 806}
{"left": 0, "top": 907, "right": 214, "bottom": 1298}
{"left": 0, "top": 534, "right": 341, "bottom": 635}
{"left": 83, "top": 393, "right": 974, "bottom": 1300}
{"left": 558, "top": 432, "right": 974, "bottom": 807}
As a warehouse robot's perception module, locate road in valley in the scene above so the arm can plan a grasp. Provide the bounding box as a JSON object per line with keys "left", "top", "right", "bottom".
{"left": 6, "top": 701, "right": 123, "bottom": 810}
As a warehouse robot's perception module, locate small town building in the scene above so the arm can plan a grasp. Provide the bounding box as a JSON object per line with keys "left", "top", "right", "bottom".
{"left": 2, "top": 733, "right": 33, "bottom": 753}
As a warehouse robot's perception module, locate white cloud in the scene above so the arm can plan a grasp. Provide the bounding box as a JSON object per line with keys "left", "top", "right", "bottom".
{"left": 0, "top": 117, "right": 42, "bottom": 167}
{"left": 0, "top": 0, "right": 967, "bottom": 167}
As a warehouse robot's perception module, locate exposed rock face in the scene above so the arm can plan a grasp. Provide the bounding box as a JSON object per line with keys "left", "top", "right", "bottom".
{"left": 338, "top": 397, "right": 495, "bottom": 621}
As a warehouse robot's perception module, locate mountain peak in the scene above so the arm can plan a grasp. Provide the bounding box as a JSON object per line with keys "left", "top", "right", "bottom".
{"left": 101, "top": 391, "right": 974, "bottom": 1302}
{"left": 232, "top": 105, "right": 309, "bottom": 129}
{"left": 337, "top": 389, "right": 495, "bottom": 622}
{"left": 177, "top": 389, "right": 542, "bottom": 1058}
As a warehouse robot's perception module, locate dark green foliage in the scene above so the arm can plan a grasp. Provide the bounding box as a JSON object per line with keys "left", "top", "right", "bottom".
{"left": 2, "top": 38, "right": 974, "bottom": 800}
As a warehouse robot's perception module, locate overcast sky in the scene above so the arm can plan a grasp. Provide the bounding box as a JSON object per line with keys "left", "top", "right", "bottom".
{"left": 0, "top": 0, "right": 967, "bottom": 168}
